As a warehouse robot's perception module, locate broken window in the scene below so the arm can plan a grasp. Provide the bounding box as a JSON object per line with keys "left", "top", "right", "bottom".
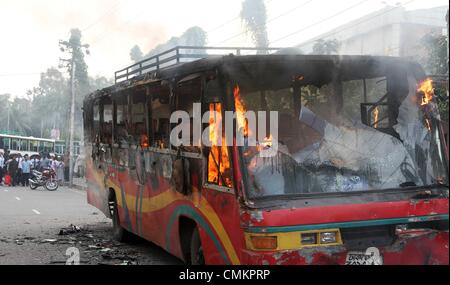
{"left": 129, "top": 90, "right": 147, "bottom": 146}
{"left": 114, "top": 92, "right": 129, "bottom": 147}
{"left": 101, "top": 97, "right": 113, "bottom": 144}
{"left": 92, "top": 102, "right": 100, "bottom": 143}
{"left": 228, "top": 61, "right": 448, "bottom": 198}
{"left": 173, "top": 77, "right": 202, "bottom": 151}
{"left": 206, "top": 102, "right": 233, "bottom": 188}
{"left": 150, "top": 85, "right": 171, "bottom": 149}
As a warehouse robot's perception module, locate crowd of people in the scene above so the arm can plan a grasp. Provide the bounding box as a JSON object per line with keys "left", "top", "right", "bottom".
{"left": 0, "top": 150, "right": 65, "bottom": 187}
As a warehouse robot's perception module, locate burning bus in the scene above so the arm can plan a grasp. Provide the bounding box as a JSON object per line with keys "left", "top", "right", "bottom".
{"left": 83, "top": 46, "right": 448, "bottom": 265}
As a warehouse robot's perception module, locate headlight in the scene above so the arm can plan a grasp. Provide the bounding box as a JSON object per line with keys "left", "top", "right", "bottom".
{"left": 301, "top": 233, "right": 317, "bottom": 245}
{"left": 320, "top": 231, "right": 338, "bottom": 244}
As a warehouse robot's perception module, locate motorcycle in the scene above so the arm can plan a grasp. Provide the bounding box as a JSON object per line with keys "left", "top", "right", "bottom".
{"left": 29, "top": 168, "right": 59, "bottom": 191}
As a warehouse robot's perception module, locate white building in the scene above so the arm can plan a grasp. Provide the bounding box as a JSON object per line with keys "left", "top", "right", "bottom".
{"left": 297, "top": 5, "right": 448, "bottom": 58}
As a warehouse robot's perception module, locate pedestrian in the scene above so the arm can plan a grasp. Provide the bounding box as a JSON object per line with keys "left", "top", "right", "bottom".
{"left": 21, "top": 155, "right": 32, "bottom": 187}
{"left": 30, "top": 155, "right": 41, "bottom": 171}
{"left": 7, "top": 154, "right": 19, "bottom": 187}
{"left": 16, "top": 153, "right": 23, "bottom": 187}
{"left": 56, "top": 156, "right": 65, "bottom": 185}
{"left": 0, "top": 151, "right": 5, "bottom": 186}
{"left": 40, "top": 153, "right": 51, "bottom": 170}
{"left": 64, "top": 151, "right": 70, "bottom": 182}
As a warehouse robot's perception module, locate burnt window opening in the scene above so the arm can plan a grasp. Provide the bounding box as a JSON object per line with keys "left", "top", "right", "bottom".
{"left": 173, "top": 77, "right": 202, "bottom": 152}
{"left": 92, "top": 101, "right": 100, "bottom": 143}
{"left": 101, "top": 97, "right": 113, "bottom": 145}
{"left": 150, "top": 85, "right": 171, "bottom": 149}
{"left": 206, "top": 102, "right": 233, "bottom": 188}
{"left": 114, "top": 92, "right": 130, "bottom": 147}
{"left": 130, "top": 89, "right": 147, "bottom": 146}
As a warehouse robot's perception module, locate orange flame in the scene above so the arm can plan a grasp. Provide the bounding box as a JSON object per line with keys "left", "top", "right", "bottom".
{"left": 257, "top": 134, "right": 273, "bottom": 152}
{"left": 234, "top": 85, "right": 251, "bottom": 136}
{"left": 208, "top": 103, "right": 232, "bottom": 187}
{"left": 373, "top": 107, "right": 379, "bottom": 129}
{"left": 425, "top": 118, "right": 431, "bottom": 131}
{"left": 417, "top": 78, "right": 434, "bottom": 106}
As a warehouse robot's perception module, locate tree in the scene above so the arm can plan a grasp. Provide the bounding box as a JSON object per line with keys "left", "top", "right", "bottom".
{"left": 419, "top": 33, "right": 448, "bottom": 75}
{"left": 144, "top": 26, "right": 208, "bottom": 58}
{"left": 312, "top": 39, "right": 340, "bottom": 55}
{"left": 419, "top": 32, "right": 449, "bottom": 122}
{"left": 130, "top": 45, "right": 144, "bottom": 62}
{"left": 241, "top": 0, "right": 269, "bottom": 52}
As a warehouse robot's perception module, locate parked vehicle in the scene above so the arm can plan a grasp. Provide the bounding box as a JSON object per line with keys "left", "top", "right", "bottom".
{"left": 83, "top": 46, "right": 448, "bottom": 265}
{"left": 29, "top": 168, "right": 58, "bottom": 191}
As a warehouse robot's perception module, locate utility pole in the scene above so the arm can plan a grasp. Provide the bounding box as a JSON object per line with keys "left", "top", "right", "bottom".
{"left": 6, "top": 103, "right": 10, "bottom": 134}
{"left": 59, "top": 37, "right": 89, "bottom": 187}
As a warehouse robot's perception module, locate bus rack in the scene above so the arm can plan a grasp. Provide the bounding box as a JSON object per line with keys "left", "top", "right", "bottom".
{"left": 114, "top": 46, "right": 282, "bottom": 83}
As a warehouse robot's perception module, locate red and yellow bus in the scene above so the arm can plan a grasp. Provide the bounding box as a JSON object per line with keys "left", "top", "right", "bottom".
{"left": 83, "top": 46, "right": 448, "bottom": 265}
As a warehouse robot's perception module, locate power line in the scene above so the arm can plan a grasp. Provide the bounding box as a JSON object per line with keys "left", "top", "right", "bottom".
{"left": 82, "top": 0, "right": 124, "bottom": 32}
{"left": 213, "top": 0, "right": 314, "bottom": 46}
{"left": 0, "top": 73, "right": 41, "bottom": 77}
{"left": 207, "top": 0, "right": 274, "bottom": 34}
{"left": 296, "top": 0, "right": 416, "bottom": 48}
{"left": 270, "top": 0, "right": 371, "bottom": 45}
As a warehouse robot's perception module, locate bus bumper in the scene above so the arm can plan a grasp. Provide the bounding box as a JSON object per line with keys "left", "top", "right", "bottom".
{"left": 241, "top": 231, "right": 449, "bottom": 265}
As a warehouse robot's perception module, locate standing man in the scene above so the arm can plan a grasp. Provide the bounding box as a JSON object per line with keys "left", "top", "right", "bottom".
{"left": 16, "top": 154, "right": 23, "bottom": 187}
{"left": 21, "top": 155, "right": 32, "bottom": 187}
{"left": 8, "top": 154, "right": 19, "bottom": 187}
{"left": 0, "top": 151, "right": 4, "bottom": 186}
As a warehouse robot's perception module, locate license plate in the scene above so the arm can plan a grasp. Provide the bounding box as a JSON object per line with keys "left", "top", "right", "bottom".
{"left": 345, "top": 247, "right": 383, "bottom": 265}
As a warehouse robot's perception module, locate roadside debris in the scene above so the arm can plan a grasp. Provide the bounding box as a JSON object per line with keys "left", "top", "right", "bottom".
{"left": 58, "top": 224, "right": 81, "bottom": 235}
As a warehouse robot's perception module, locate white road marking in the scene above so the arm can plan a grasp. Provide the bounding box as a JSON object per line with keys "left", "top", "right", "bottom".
{"left": 32, "top": 209, "right": 41, "bottom": 215}
{"left": 15, "top": 196, "right": 21, "bottom": 201}
{"left": 4, "top": 189, "right": 9, "bottom": 192}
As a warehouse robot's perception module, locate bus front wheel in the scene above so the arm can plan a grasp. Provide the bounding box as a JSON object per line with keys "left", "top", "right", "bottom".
{"left": 190, "top": 228, "right": 205, "bottom": 265}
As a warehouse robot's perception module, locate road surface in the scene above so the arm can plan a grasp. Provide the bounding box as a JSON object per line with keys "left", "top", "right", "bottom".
{"left": 0, "top": 184, "right": 181, "bottom": 265}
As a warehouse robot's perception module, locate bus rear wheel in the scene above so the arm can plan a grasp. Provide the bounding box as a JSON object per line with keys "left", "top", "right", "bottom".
{"left": 110, "top": 198, "right": 132, "bottom": 242}
{"left": 190, "top": 228, "right": 205, "bottom": 265}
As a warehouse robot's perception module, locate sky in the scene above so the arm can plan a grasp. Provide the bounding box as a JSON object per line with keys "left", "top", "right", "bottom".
{"left": 0, "top": 0, "right": 448, "bottom": 98}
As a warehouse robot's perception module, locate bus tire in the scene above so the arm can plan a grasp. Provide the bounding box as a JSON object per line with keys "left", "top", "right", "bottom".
{"left": 190, "top": 228, "right": 205, "bottom": 265}
{"left": 111, "top": 197, "right": 132, "bottom": 242}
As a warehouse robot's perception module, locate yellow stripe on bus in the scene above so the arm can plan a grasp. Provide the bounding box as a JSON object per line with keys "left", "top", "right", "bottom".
{"left": 87, "top": 163, "right": 240, "bottom": 264}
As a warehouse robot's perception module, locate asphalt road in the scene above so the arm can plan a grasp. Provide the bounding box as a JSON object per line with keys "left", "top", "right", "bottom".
{"left": 0, "top": 184, "right": 181, "bottom": 265}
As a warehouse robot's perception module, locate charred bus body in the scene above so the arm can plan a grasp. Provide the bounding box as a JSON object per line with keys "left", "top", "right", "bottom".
{"left": 83, "top": 47, "right": 449, "bottom": 265}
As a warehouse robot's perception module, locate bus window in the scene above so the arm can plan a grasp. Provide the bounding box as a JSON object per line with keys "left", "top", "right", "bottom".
{"left": 115, "top": 93, "right": 129, "bottom": 146}
{"left": 1, "top": 137, "right": 10, "bottom": 150}
{"left": 174, "top": 78, "right": 202, "bottom": 151}
{"left": 20, "top": 139, "right": 29, "bottom": 152}
{"left": 130, "top": 90, "right": 147, "bottom": 146}
{"left": 30, "top": 140, "right": 39, "bottom": 152}
{"left": 150, "top": 86, "right": 171, "bottom": 148}
{"left": 11, "top": 138, "right": 20, "bottom": 151}
{"left": 101, "top": 97, "right": 113, "bottom": 144}
{"left": 206, "top": 103, "right": 233, "bottom": 188}
{"left": 92, "top": 102, "right": 100, "bottom": 142}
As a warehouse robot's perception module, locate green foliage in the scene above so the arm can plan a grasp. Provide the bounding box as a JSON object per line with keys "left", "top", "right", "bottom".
{"left": 130, "top": 45, "right": 144, "bottom": 62}
{"left": 241, "top": 0, "right": 269, "bottom": 50}
{"left": 142, "top": 26, "right": 208, "bottom": 58}
{"left": 312, "top": 39, "right": 340, "bottom": 55}
{"left": 419, "top": 32, "right": 449, "bottom": 122}
{"left": 2, "top": 28, "right": 114, "bottom": 140}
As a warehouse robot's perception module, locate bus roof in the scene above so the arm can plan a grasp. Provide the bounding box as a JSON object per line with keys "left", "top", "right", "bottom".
{"left": 0, "top": 133, "right": 55, "bottom": 143}
{"left": 84, "top": 46, "right": 424, "bottom": 102}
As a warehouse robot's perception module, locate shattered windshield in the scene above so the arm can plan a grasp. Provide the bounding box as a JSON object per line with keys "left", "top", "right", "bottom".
{"left": 230, "top": 60, "right": 448, "bottom": 198}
